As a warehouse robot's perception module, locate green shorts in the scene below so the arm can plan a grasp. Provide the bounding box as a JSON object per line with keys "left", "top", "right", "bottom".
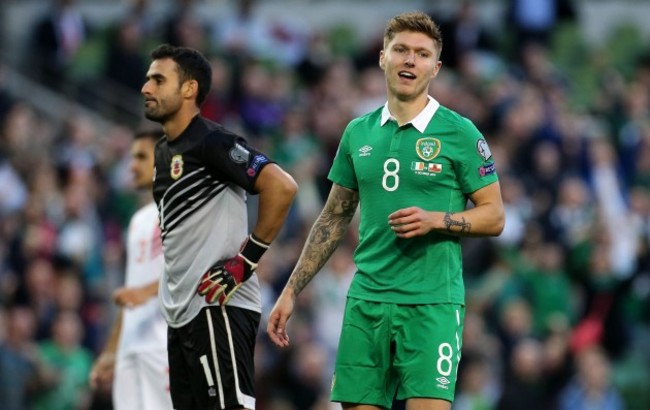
{"left": 331, "top": 298, "right": 465, "bottom": 408}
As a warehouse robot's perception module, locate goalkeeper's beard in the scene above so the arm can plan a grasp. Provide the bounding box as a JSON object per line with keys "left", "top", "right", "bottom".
{"left": 144, "top": 108, "right": 174, "bottom": 124}
{"left": 144, "top": 99, "right": 180, "bottom": 124}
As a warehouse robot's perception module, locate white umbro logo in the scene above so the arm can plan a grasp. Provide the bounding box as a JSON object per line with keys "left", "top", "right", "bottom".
{"left": 436, "top": 377, "right": 450, "bottom": 389}
{"left": 359, "top": 145, "right": 373, "bottom": 157}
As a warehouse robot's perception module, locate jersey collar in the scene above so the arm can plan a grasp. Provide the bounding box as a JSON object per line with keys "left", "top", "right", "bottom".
{"left": 380, "top": 96, "right": 440, "bottom": 133}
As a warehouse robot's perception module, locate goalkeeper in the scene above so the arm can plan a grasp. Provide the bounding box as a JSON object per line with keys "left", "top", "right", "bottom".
{"left": 142, "top": 44, "right": 297, "bottom": 410}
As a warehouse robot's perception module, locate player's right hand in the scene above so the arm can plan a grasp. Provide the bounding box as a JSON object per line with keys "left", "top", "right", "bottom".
{"left": 267, "top": 289, "right": 295, "bottom": 348}
{"left": 113, "top": 286, "right": 147, "bottom": 308}
{"left": 388, "top": 206, "right": 435, "bottom": 238}
{"left": 89, "top": 352, "right": 115, "bottom": 390}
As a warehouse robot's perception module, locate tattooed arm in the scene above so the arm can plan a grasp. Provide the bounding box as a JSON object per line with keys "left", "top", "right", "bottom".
{"left": 388, "top": 181, "right": 504, "bottom": 238}
{"left": 441, "top": 181, "right": 504, "bottom": 236}
{"left": 288, "top": 184, "right": 359, "bottom": 295}
{"left": 267, "top": 184, "right": 359, "bottom": 347}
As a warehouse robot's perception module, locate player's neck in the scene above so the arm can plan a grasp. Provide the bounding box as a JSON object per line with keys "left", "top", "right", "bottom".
{"left": 387, "top": 93, "right": 429, "bottom": 126}
{"left": 137, "top": 190, "right": 154, "bottom": 207}
{"left": 163, "top": 108, "right": 201, "bottom": 141}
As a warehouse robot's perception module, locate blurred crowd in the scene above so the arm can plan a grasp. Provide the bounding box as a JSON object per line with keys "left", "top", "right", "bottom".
{"left": 1, "top": 0, "right": 650, "bottom": 409}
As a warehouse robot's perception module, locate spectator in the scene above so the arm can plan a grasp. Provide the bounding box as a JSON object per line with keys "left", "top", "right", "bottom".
{"left": 0, "top": 305, "right": 54, "bottom": 410}
{"left": 559, "top": 345, "right": 625, "bottom": 410}
{"left": 497, "top": 338, "right": 549, "bottom": 410}
{"left": 433, "top": 0, "right": 497, "bottom": 70}
{"left": 103, "top": 17, "right": 149, "bottom": 94}
{"left": 162, "top": 0, "right": 204, "bottom": 48}
{"left": 523, "top": 242, "right": 574, "bottom": 337}
{"left": 505, "top": 0, "right": 577, "bottom": 61}
{"left": 28, "top": 0, "right": 90, "bottom": 89}
{"left": 454, "top": 352, "right": 499, "bottom": 410}
{"left": 32, "top": 310, "right": 94, "bottom": 410}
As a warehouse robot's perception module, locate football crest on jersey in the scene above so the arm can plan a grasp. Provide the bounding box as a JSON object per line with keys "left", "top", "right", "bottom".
{"left": 415, "top": 137, "right": 441, "bottom": 161}
{"left": 170, "top": 155, "right": 184, "bottom": 180}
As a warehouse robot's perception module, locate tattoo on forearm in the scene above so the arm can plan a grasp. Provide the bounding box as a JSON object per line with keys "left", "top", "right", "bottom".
{"left": 444, "top": 212, "right": 471, "bottom": 234}
{"left": 288, "top": 187, "right": 359, "bottom": 295}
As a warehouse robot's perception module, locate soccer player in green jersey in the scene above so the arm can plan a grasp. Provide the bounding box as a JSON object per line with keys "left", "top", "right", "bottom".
{"left": 267, "top": 11, "right": 504, "bottom": 410}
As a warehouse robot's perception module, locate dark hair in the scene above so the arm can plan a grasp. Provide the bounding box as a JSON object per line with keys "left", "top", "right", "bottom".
{"left": 383, "top": 11, "right": 443, "bottom": 54}
{"left": 134, "top": 129, "right": 165, "bottom": 143}
{"left": 150, "top": 44, "right": 212, "bottom": 106}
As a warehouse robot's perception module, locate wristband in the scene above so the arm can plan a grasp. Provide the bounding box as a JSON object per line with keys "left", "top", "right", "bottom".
{"left": 240, "top": 233, "right": 270, "bottom": 265}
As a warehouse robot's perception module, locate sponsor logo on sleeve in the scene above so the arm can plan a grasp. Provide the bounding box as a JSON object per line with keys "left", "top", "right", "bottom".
{"left": 478, "top": 162, "right": 496, "bottom": 177}
{"left": 247, "top": 154, "right": 269, "bottom": 177}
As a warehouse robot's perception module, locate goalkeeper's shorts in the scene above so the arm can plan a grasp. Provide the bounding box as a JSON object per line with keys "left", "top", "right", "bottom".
{"left": 167, "top": 306, "right": 260, "bottom": 410}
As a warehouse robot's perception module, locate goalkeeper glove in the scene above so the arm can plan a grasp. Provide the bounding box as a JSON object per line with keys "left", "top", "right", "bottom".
{"left": 197, "top": 234, "right": 269, "bottom": 305}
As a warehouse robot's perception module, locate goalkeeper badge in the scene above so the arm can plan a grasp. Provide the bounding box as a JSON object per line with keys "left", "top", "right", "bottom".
{"left": 170, "top": 155, "right": 184, "bottom": 180}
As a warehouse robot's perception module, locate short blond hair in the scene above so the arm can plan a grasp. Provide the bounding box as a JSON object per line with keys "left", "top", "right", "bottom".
{"left": 383, "top": 11, "right": 442, "bottom": 53}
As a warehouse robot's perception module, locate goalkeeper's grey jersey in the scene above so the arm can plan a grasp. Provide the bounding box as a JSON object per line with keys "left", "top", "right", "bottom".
{"left": 153, "top": 115, "right": 272, "bottom": 328}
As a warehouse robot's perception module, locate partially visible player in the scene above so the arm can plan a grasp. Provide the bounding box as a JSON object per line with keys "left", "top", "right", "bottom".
{"left": 89, "top": 129, "right": 173, "bottom": 410}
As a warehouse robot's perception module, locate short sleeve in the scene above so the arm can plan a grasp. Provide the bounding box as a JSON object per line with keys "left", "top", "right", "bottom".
{"left": 327, "top": 122, "right": 358, "bottom": 190}
{"left": 456, "top": 119, "right": 498, "bottom": 194}
{"left": 203, "top": 129, "right": 274, "bottom": 194}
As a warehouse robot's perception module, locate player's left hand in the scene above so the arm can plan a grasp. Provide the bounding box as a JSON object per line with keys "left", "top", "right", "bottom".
{"left": 197, "top": 234, "right": 270, "bottom": 305}
{"left": 388, "top": 206, "right": 435, "bottom": 238}
{"left": 113, "top": 287, "right": 149, "bottom": 308}
{"left": 197, "top": 254, "right": 256, "bottom": 305}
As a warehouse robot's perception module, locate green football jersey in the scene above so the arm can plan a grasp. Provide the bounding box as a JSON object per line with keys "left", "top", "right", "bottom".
{"left": 328, "top": 98, "right": 498, "bottom": 304}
